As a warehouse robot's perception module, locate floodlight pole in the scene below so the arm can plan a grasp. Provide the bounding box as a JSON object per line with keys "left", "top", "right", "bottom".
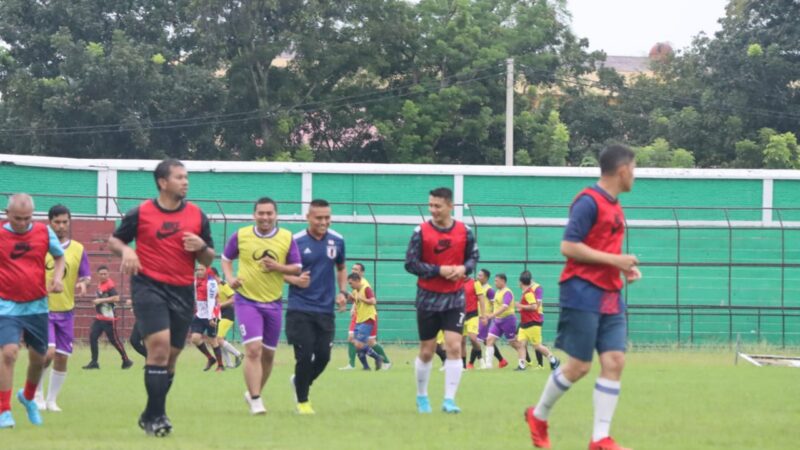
{"left": 505, "top": 58, "right": 514, "bottom": 166}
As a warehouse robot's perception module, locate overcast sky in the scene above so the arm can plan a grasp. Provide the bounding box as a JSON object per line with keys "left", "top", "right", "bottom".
{"left": 566, "top": 0, "right": 729, "bottom": 56}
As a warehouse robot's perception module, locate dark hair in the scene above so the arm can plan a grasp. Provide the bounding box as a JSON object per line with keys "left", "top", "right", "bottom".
{"left": 209, "top": 267, "right": 220, "bottom": 276}
{"left": 153, "top": 158, "right": 185, "bottom": 191}
{"left": 254, "top": 197, "right": 278, "bottom": 212}
{"left": 309, "top": 199, "right": 330, "bottom": 208}
{"left": 48, "top": 204, "right": 71, "bottom": 220}
{"left": 519, "top": 270, "right": 532, "bottom": 285}
{"left": 97, "top": 265, "right": 109, "bottom": 272}
{"left": 479, "top": 268, "right": 491, "bottom": 278}
{"left": 353, "top": 263, "right": 365, "bottom": 272}
{"left": 347, "top": 272, "right": 361, "bottom": 281}
{"left": 429, "top": 187, "right": 453, "bottom": 203}
{"left": 599, "top": 144, "right": 635, "bottom": 176}
{"left": 495, "top": 273, "right": 507, "bottom": 282}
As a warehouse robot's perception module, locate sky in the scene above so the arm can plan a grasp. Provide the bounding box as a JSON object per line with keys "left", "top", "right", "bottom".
{"left": 566, "top": 0, "right": 729, "bottom": 56}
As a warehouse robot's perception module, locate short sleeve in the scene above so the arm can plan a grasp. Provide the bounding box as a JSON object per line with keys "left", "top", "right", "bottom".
{"left": 336, "top": 238, "right": 346, "bottom": 265}
{"left": 563, "top": 195, "right": 598, "bottom": 243}
{"left": 113, "top": 207, "right": 140, "bottom": 244}
{"left": 364, "top": 287, "right": 375, "bottom": 298}
{"left": 222, "top": 232, "right": 239, "bottom": 260}
{"left": 198, "top": 211, "right": 214, "bottom": 249}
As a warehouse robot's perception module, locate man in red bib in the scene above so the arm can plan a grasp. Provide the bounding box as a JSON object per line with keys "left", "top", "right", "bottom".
{"left": 109, "top": 159, "right": 215, "bottom": 437}
{"left": 0, "top": 194, "right": 65, "bottom": 429}
{"left": 405, "top": 187, "right": 479, "bottom": 414}
{"left": 525, "top": 144, "right": 641, "bottom": 450}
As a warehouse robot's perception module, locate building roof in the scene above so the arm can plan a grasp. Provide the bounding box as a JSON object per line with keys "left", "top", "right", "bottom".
{"left": 602, "top": 55, "right": 651, "bottom": 74}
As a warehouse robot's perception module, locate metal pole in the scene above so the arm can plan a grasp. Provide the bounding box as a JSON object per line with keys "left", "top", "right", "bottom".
{"left": 505, "top": 58, "right": 514, "bottom": 166}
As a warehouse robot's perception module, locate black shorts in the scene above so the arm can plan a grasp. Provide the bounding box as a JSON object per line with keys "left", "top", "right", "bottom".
{"left": 417, "top": 308, "right": 464, "bottom": 341}
{"left": 131, "top": 274, "right": 194, "bottom": 349}
{"left": 190, "top": 317, "right": 218, "bottom": 338}
{"left": 284, "top": 310, "right": 335, "bottom": 347}
{"left": 221, "top": 306, "right": 235, "bottom": 321}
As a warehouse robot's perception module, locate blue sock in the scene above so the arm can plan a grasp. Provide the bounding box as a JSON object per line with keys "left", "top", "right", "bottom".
{"left": 357, "top": 349, "right": 369, "bottom": 369}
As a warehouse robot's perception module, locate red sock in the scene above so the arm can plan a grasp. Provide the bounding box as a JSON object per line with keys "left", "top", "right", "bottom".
{"left": 0, "top": 390, "right": 11, "bottom": 412}
{"left": 23, "top": 380, "right": 38, "bottom": 401}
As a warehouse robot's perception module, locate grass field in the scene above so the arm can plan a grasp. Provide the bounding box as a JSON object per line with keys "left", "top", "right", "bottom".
{"left": 3, "top": 344, "right": 800, "bottom": 449}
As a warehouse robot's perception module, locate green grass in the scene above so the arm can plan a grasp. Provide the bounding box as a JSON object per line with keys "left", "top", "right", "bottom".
{"left": 4, "top": 345, "right": 800, "bottom": 449}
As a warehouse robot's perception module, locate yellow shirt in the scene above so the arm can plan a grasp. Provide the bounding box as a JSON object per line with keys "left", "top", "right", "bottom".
{"left": 235, "top": 226, "right": 294, "bottom": 302}
{"left": 46, "top": 240, "right": 86, "bottom": 312}
{"left": 219, "top": 283, "right": 235, "bottom": 301}
{"left": 492, "top": 286, "right": 515, "bottom": 318}
{"left": 353, "top": 283, "right": 377, "bottom": 323}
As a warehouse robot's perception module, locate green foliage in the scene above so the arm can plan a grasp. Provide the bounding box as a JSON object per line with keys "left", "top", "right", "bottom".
{"left": 635, "top": 138, "right": 696, "bottom": 168}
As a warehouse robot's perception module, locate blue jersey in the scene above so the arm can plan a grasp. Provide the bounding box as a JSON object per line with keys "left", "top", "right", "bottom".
{"left": 559, "top": 184, "right": 626, "bottom": 313}
{"left": 287, "top": 229, "right": 346, "bottom": 315}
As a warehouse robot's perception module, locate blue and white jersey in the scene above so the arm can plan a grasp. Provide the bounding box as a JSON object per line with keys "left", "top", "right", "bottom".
{"left": 287, "top": 229, "right": 346, "bottom": 315}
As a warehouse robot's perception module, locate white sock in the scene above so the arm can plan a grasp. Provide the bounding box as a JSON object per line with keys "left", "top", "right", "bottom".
{"left": 443, "top": 359, "right": 463, "bottom": 400}
{"left": 485, "top": 346, "right": 494, "bottom": 368}
{"left": 222, "top": 341, "right": 242, "bottom": 358}
{"left": 549, "top": 355, "right": 557, "bottom": 364}
{"left": 592, "top": 378, "right": 621, "bottom": 441}
{"left": 46, "top": 370, "right": 67, "bottom": 403}
{"left": 221, "top": 348, "right": 232, "bottom": 367}
{"left": 534, "top": 367, "right": 573, "bottom": 420}
{"left": 36, "top": 369, "right": 47, "bottom": 400}
{"left": 518, "top": 359, "right": 527, "bottom": 369}
{"left": 415, "top": 357, "right": 432, "bottom": 397}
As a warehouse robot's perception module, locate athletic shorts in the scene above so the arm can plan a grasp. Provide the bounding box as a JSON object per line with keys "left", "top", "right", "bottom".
{"left": 555, "top": 307, "right": 627, "bottom": 362}
{"left": 477, "top": 318, "right": 490, "bottom": 342}
{"left": 48, "top": 310, "right": 75, "bottom": 355}
{"left": 131, "top": 274, "right": 194, "bottom": 349}
{"left": 518, "top": 325, "right": 543, "bottom": 346}
{"left": 417, "top": 308, "right": 464, "bottom": 342}
{"left": 234, "top": 295, "right": 282, "bottom": 350}
{"left": 217, "top": 318, "right": 234, "bottom": 339}
{"left": 353, "top": 321, "right": 375, "bottom": 344}
{"left": 462, "top": 315, "right": 479, "bottom": 337}
{"left": 190, "top": 317, "right": 218, "bottom": 338}
{"left": 489, "top": 315, "right": 518, "bottom": 340}
{"left": 221, "top": 305, "right": 235, "bottom": 322}
{"left": 0, "top": 313, "right": 49, "bottom": 355}
{"left": 349, "top": 314, "right": 378, "bottom": 338}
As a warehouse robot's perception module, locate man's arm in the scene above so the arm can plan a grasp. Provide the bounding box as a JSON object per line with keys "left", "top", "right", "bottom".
{"left": 46, "top": 226, "right": 65, "bottom": 292}
{"left": 109, "top": 207, "right": 141, "bottom": 275}
{"left": 404, "top": 227, "right": 440, "bottom": 278}
{"left": 361, "top": 287, "right": 377, "bottom": 305}
{"left": 561, "top": 195, "right": 638, "bottom": 271}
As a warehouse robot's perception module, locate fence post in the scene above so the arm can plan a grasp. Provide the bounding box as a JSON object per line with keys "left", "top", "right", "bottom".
{"left": 723, "top": 208, "right": 733, "bottom": 345}
{"left": 367, "top": 203, "right": 378, "bottom": 293}
{"left": 776, "top": 209, "right": 786, "bottom": 348}
{"left": 519, "top": 206, "right": 529, "bottom": 271}
{"left": 672, "top": 208, "right": 681, "bottom": 345}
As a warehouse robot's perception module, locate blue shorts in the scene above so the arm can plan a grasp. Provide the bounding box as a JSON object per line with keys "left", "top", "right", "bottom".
{"left": 554, "top": 307, "right": 626, "bottom": 362}
{"left": 0, "top": 313, "right": 49, "bottom": 355}
{"left": 353, "top": 322, "right": 374, "bottom": 344}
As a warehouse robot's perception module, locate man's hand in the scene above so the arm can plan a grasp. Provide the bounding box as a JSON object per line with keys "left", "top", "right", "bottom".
{"left": 48, "top": 279, "right": 64, "bottom": 293}
{"left": 228, "top": 277, "right": 244, "bottom": 289}
{"left": 77, "top": 281, "right": 88, "bottom": 297}
{"left": 445, "top": 265, "right": 466, "bottom": 281}
{"left": 625, "top": 266, "right": 642, "bottom": 284}
{"left": 612, "top": 254, "right": 639, "bottom": 272}
{"left": 182, "top": 232, "right": 207, "bottom": 253}
{"left": 439, "top": 265, "right": 454, "bottom": 279}
{"left": 480, "top": 316, "right": 489, "bottom": 327}
{"left": 120, "top": 247, "right": 142, "bottom": 275}
{"left": 296, "top": 271, "right": 311, "bottom": 289}
{"left": 336, "top": 292, "right": 347, "bottom": 312}
{"left": 261, "top": 257, "right": 280, "bottom": 273}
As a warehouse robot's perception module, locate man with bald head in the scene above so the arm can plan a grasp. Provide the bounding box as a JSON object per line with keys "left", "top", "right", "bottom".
{"left": 0, "top": 194, "right": 65, "bottom": 429}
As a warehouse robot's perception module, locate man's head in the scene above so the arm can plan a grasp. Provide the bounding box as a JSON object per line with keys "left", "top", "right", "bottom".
{"left": 351, "top": 263, "right": 366, "bottom": 276}
{"left": 153, "top": 159, "right": 189, "bottom": 200}
{"left": 97, "top": 265, "right": 110, "bottom": 282}
{"left": 347, "top": 272, "right": 362, "bottom": 290}
{"left": 428, "top": 187, "right": 453, "bottom": 225}
{"left": 5, "top": 193, "right": 34, "bottom": 233}
{"left": 599, "top": 144, "right": 636, "bottom": 193}
{"left": 254, "top": 197, "right": 278, "bottom": 233}
{"left": 195, "top": 264, "right": 208, "bottom": 279}
{"left": 494, "top": 273, "right": 507, "bottom": 289}
{"left": 48, "top": 204, "right": 72, "bottom": 241}
{"left": 307, "top": 199, "right": 331, "bottom": 238}
{"left": 477, "top": 268, "right": 491, "bottom": 285}
{"left": 519, "top": 270, "right": 532, "bottom": 288}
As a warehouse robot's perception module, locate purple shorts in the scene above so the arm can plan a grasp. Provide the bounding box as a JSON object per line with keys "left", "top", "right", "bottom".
{"left": 48, "top": 311, "right": 75, "bottom": 355}
{"left": 478, "top": 319, "right": 490, "bottom": 342}
{"left": 489, "top": 315, "right": 517, "bottom": 340}
{"left": 234, "top": 294, "right": 282, "bottom": 350}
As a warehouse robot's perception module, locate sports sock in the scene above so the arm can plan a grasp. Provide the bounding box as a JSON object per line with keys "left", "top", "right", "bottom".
{"left": 415, "top": 357, "right": 432, "bottom": 396}
{"left": 0, "top": 390, "right": 11, "bottom": 412}
{"left": 348, "top": 342, "right": 357, "bottom": 367}
{"left": 494, "top": 345, "right": 505, "bottom": 361}
{"left": 373, "top": 344, "right": 390, "bottom": 363}
{"left": 364, "top": 346, "right": 381, "bottom": 361}
{"left": 469, "top": 348, "right": 482, "bottom": 365}
{"left": 222, "top": 340, "right": 242, "bottom": 358}
{"left": 435, "top": 345, "right": 447, "bottom": 363}
{"left": 526, "top": 349, "right": 532, "bottom": 363}
{"left": 593, "top": 378, "right": 621, "bottom": 441}
{"left": 443, "top": 359, "right": 463, "bottom": 400}
{"left": 36, "top": 369, "right": 47, "bottom": 399}
{"left": 166, "top": 373, "right": 175, "bottom": 393}
{"left": 196, "top": 343, "right": 214, "bottom": 361}
{"left": 144, "top": 365, "right": 170, "bottom": 419}
{"left": 518, "top": 359, "right": 527, "bottom": 369}
{"left": 23, "top": 380, "right": 37, "bottom": 401}
{"left": 485, "top": 346, "right": 495, "bottom": 367}
{"left": 213, "top": 345, "right": 224, "bottom": 368}
{"left": 357, "top": 350, "right": 370, "bottom": 369}
{"left": 461, "top": 357, "right": 467, "bottom": 368}
{"left": 549, "top": 355, "right": 557, "bottom": 364}
{"left": 46, "top": 370, "right": 67, "bottom": 403}
{"left": 536, "top": 350, "right": 544, "bottom": 366}
{"left": 533, "top": 367, "right": 572, "bottom": 420}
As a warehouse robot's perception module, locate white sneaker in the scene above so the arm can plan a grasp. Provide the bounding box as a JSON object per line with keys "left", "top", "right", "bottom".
{"left": 243, "top": 391, "right": 266, "bottom": 415}
{"left": 382, "top": 362, "right": 392, "bottom": 371}
{"left": 46, "top": 401, "right": 62, "bottom": 412}
{"left": 338, "top": 364, "right": 355, "bottom": 371}
{"left": 34, "top": 393, "right": 46, "bottom": 411}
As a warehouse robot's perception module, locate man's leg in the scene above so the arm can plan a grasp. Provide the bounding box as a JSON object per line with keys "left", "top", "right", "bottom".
{"left": 104, "top": 321, "right": 132, "bottom": 365}
{"left": 590, "top": 311, "right": 628, "bottom": 445}
{"left": 87, "top": 320, "right": 103, "bottom": 365}
{"left": 309, "top": 314, "right": 334, "bottom": 384}
{"left": 286, "top": 311, "right": 315, "bottom": 405}
{"left": 414, "top": 309, "right": 440, "bottom": 413}
{"left": 0, "top": 343, "right": 19, "bottom": 417}
{"left": 243, "top": 341, "right": 263, "bottom": 397}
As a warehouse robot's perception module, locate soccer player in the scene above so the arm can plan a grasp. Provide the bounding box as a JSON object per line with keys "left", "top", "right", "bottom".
{"left": 0, "top": 193, "right": 65, "bottom": 428}
{"left": 475, "top": 268, "right": 508, "bottom": 368}
{"left": 462, "top": 276, "right": 488, "bottom": 369}
{"left": 284, "top": 199, "right": 347, "bottom": 415}
{"left": 209, "top": 267, "right": 242, "bottom": 369}
{"left": 341, "top": 263, "right": 391, "bottom": 371}
{"left": 221, "top": 197, "right": 302, "bottom": 415}
{"left": 32, "top": 204, "right": 91, "bottom": 412}
{"left": 525, "top": 144, "right": 640, "bottom": 450}
{"left": 347, "top": 272, "right": 383, "bottom": 370}
{"left": 82, "top": 265, "right": 133, "bottom": 370}
{"left": 190, "top": 265, "right": 223, "bottom": 372}
{"left": 404, "top": 187, "right": 479, "bottom": 414}
{"left": 516, "top": 270, "right": 559, "bottom": 371}
{"left": 485, "top": 274, "right": 522, "bottom": 369}
{"left": 108, "top": 159, "right": 215, "bottom": 437}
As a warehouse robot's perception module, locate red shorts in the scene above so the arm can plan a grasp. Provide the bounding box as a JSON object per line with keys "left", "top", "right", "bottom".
{"left": 349, "top": 314, "right": 378, "bottom": 337}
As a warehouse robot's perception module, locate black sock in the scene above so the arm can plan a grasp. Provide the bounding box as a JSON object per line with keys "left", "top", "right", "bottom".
{"left": 251, "top": 395, "right": 260, "bottom": 400}
{"left": 461, "top": 357, "right": 466, "bottom": 368}
{"left": 167, "top": 373, "right": 175, "bottom": 392}
{"left": 469, "top": 348, "right": 482, "bottom": 364}
{"left": 525, "top": 348, "right": 531, "bottom": 363}
{"left": 213, "top": 346, "right": 223, "bottom": 367}
{"left": 144, "top": 365, "right": 170, "bottom": 419}
{"left": 536, "top": 350, "right": 544, "bottom": 367}
{"left": 197, "top": 343, "right": 214, "bottom": 360}
{"left": 435, "top": 346, "right": 447, "bottom": 363}
{"left": 494, "top": 346, "right": 504, "bottom": 361}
